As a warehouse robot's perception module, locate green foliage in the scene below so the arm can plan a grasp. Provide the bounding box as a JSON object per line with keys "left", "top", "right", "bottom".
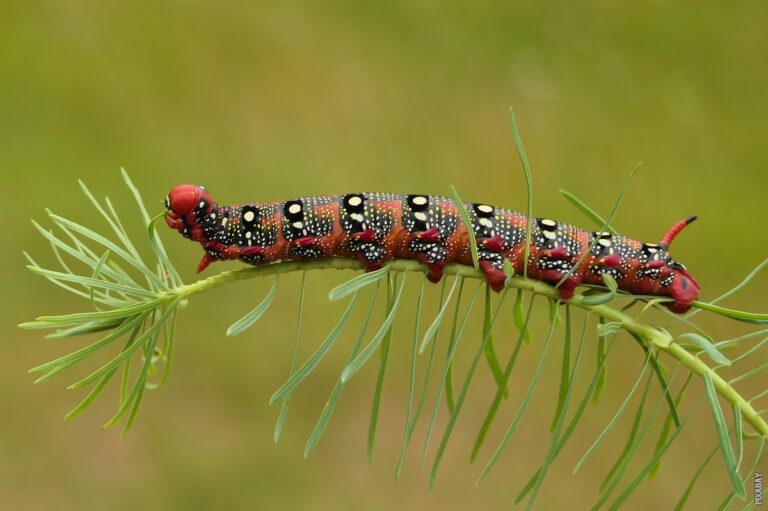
{"left": 20, "top": 167, "right": 768, "bottom": 508}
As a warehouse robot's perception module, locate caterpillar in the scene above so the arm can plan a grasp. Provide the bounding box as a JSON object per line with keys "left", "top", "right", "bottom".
{"left": 164, "top": 185, "right": 701, "bottom": 313}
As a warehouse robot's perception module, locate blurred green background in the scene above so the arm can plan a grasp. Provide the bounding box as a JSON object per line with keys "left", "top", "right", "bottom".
{"left": 2, "top": 1, "right": 766, "bottom": 509}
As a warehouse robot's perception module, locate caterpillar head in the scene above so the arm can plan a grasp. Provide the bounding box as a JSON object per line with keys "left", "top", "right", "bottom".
{"left": 659, "top": 215, "right": 700, "bottom": 313}
{"left": 165, "top": 184, "right": 215, "bottom": 239}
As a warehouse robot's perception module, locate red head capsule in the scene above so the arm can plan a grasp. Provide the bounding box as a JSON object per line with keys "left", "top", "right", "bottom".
{"left": 165, "top": 184, "right": 216, "bottom": 238}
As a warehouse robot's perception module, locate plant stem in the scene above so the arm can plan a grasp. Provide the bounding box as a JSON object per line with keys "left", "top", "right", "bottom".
{"left": 163, "top": 257, "right": 768, "bottom": 441}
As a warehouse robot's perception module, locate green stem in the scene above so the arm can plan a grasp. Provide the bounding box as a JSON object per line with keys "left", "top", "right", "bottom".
{"left": 162, "top": 257, "right": 768, "bottom": 441}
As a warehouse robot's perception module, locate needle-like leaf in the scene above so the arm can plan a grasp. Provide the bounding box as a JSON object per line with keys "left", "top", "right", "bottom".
{"left": 226, "top": 276, "right": 280, "bottom": 336}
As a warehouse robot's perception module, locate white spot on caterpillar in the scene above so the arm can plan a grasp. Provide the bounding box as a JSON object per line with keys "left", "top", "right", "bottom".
{"left": 351, "top": 213, "right": 364, "bottom": 222}
{"left": 210, "top": 212, "right": 217, "bottom": 220}
{"left": 293, "top": 221, "right": 304, "bottom": 229}
{"left": 543, "top": 230, "right": 556, "bottom": 240}
{"left": 414, "top": 212, "right": 428, "bottom": 221}
{"left": 199, "top": 201, "right": 205, "bottom": 208}
{"left": 288, "top": 204, "right": 302, "bottom": 214}
{"left": 243, "top": 211, "right": 255, "bottom": 223}
{"left": 598, "top": 238, "right": 612, "bottom": 247}
{"left": 541, "top": 218, "right": 557, "bottom": 227}
{"left": 477, "top": 204, "right": 493, "bottom": 214}
{"left": 412, "top": 196, "right": 428, "bottom": 206}
{"left": 348, "top": 196, "right": 362, "bottom": 207}
{"left": 479, "top": 218, "right": 493, "bottom": 228}
{"left": 221, "top": 217, "right": 228, "bottom": 226}
{"left": 245, "top": 231, "right": 252, "bottom": 239}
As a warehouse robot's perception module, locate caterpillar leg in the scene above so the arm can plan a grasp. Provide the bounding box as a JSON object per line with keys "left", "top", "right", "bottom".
{"left": 408, "top": 234, "right": 448, "bottom": 284}
{"left": 197, "top": 252, "right": 216, "bottom": 273}
{"left": 478, "top": 250, "right": 507, "bottom": 292}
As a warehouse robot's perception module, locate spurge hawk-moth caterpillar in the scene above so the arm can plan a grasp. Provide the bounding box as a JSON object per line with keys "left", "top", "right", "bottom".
{"left": 164, "top": 185, "right": 700, "bottom": 313}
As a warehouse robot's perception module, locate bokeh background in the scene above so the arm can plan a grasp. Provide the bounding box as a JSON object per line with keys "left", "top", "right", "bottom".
{"left": 2, "top": 1, "right": 766, "bottom": 510}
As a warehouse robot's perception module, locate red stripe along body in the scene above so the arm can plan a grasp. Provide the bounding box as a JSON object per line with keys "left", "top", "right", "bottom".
{"left": 164, "top": 185, "right": 700, "bottom": 313}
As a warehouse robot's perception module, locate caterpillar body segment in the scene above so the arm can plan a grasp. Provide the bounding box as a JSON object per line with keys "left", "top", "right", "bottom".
{"left": 165, "top": 184, "right": 700, "bottom": 313}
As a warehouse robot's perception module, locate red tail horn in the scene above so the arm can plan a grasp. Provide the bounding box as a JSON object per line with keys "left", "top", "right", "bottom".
{"left": 659, "top": 215, "right": 697, "bottom": 249}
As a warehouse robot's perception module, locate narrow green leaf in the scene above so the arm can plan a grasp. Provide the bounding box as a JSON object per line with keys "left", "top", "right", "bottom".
{"left": 396, "top": 277, "right": 426, "bottom": 477}
{"left": 593, "top": 317, "right": 608, "bottom": 402}
{"left": 274, "top": 272, "right": 306, "bottom": 443}
{"left": 635, "top": 335, "right": 681, "bottom": 428}
{"left": 598, "top": 321, "right": 623, "bottom": 336}
{"left": 23, "top": 249, "right": 108, "bottom": 304}
{"left": 679, "top": 332, "right": 731, "bottom": 366}
{"left": 29, "top": 296, "right": 167, "bottom": 327}
{"left": 65, "top": 371, "right": 116, "bottom": 420}
{"left": 226, "top": 276, "right": 280, "bottom": 336}
{"left": 482, "top": 285, "right": 507, "bottom": 398}
{"left": 419, "top": 274, "right": 461, "bottom": 353}
{"left": 730, "top": 334, "right": 768, "bottom": 365}
{"left": 329, "top": 264, "right": 390, "bottom": 301}
{"left": 598, "top": 372, "right": 654, "bottom": 492}
{"left": 477, "top": 302, "right": 559, "bottom": 483}
{"left": 122, "top": 168, "right": 180, "bottom": 286}
{"left": 513, "top": 289, "right": 532, "bottom": 344}
{"left": 733, "top": 403, "right": 743, "bottom": 471}
{"left": 341, "top": 273, "right": 407, "bottom": 383}
{"left": 159, "top": 309, "right": 177, "bottom": 385}
{"left": 558, "top": 189, "right": 617, "bottom": 234}
{"left": 68, "top": 300, "right": 180, "bottom": 389}
{"left": 729, "top": 361, "right": 768, "bottom": 384}
{"left": 89, "top": 250, "right": 111, "bottom": 310}
{"left": 49, "top": 214, "right": 164, "bottom": 288}
{"left": 573, "top": 350, "right": 652, "bottom": 474}
{"left": 515, "top": 315, "right": 613, "bottom": 503}
{"left": 703, "top": 371, "right": 747, "bottom": 499}
{"left": 102, "top": 320, "right": 164, "bottom": 430}
{"left": 26, "top": 265, "right": 159, "bottom": 301}
{"left": 556, "top": 162, "right": 641, "bottom": 289}
{"left": 649, "top": 372, "right": 694, "bottom": 478}
{"left": 588, "top": 367, "right": 683, "bottom": 511}
{"left": 691, "top": 301, "right": 768, "bottom": 325}
{"left": 78, "top": 181, "right": 144, "bottom": 266}
{"left": 449, "top": 186, "right": 479, "bottom": 270}
{"left": 429, "top": 290, "right": 509, "bottom": 488}
{"left": 715, "top": 328, "right": 768, "bottom": 351}
{"left": 605, "top": 391, "right": 702, "bottom": 511}
{"left": 550, "top": 306, "right": 572, "bottom": 432}
{"left": 470, "top": 298, "right": 535, "bottom": 463}
{"left": 717, "top": 438, "right": 765, "bottom": 510}
{"left": 270, "top": 293, "right": 359, "bottom": 405}
{"left": 368, "top": 274, "right": 397, "bottom": 462}
{"left": 147, "top": 214, "right": 182, "bottom": 287}
{"left": 31, "top": 219, "right": 138, "bottom": 289}
{"left": 45, "top": 318, "right": 126, "bottom": 339}
{"left": 304, "top": 286, "right": 378, "bottom": 457}
{"left": 508, "top": 109, "right": 533, "bottom": 278}
{"left": 521, "top": 308, "right": 587, "bottom": 510}
{"left": 503, "top": 259, "right": 515, "bottom": 284}
{"left": 685, "top": 257, "right": 768, "bottom": 321}
{"left": 444, "top": 278, "right": 467, "bottom": 413}
{"left": 30, "top": 312, "right": 149, "bottom": 382}
{"left": 674, "top": 444, "right": 720, "bottom": 511}
{"left": 421, "top": 281, "right": 482, "bottom": 470}
{"left": 397, "top": 278, "right": 446, "bottom": 473}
